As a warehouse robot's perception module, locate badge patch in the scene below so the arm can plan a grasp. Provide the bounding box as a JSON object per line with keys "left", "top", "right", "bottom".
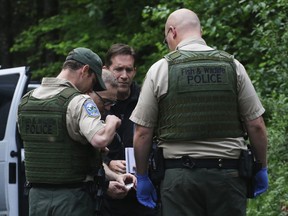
{"left": 84, "top": 100, "right": 100, "bottom": 117}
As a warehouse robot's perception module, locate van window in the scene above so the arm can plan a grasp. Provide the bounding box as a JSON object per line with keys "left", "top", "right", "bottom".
{"left": 0, "top": 74, "right": 19, "bottom": 140}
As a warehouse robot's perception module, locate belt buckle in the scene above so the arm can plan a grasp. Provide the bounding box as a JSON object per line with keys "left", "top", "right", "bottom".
{"left": 182, "top": 156, "right": 195, "bottom": 168}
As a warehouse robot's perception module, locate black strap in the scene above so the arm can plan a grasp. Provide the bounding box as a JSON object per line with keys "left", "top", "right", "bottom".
{"left": 165, "top": 156, "right": 239, "bottom": 169}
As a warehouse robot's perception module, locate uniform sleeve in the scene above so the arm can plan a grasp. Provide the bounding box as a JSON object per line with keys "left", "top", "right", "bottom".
{"left": 130, "top": 59, "right": 168, "bottom": 128}
{"left": 67, "top": 94, "right": 105, "bottom": 144}
{"left": 235, "top": 60, "right": 265, "bottom": 121}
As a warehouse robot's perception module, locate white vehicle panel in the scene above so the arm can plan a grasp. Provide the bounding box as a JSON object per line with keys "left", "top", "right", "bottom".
{"left": 0, "top": 66, "right": 29, "bottom": 216}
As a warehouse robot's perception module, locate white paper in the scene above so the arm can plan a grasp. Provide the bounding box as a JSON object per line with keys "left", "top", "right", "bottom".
{"left": 125, "top": 147, "right": 136, "bottom": 174}
{"left": 125, "top": 183, "right": 134, "bottom": 190}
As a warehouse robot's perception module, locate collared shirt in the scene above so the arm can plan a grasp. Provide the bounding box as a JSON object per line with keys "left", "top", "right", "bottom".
{"left": 32, "top": 77, "right": 104, "bottom": 145}
{"left": 130, "top": 37, "right": 265, "bottom": 159}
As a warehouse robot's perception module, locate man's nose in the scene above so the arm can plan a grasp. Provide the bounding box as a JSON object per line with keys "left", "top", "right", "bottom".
{"left": 120, "top": 70, "right": 128, "bottom": 78}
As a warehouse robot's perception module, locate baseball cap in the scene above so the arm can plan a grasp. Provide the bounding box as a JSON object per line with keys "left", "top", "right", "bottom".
{"left": 66, "top": 47, "right": 106, "bottom": 91}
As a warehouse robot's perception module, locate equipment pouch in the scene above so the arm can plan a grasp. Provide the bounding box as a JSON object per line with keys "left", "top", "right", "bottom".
{"left": 239, "top": 148, "right": 253, "bottom": 178}
{"left": 86, "top": 166, "right": 108, "bottom": 214}
{"left": 239, "top": 145, "right": 262, "bottom": 198}
{"left": 148, "top": 140, "right": 165, "bottom": 186}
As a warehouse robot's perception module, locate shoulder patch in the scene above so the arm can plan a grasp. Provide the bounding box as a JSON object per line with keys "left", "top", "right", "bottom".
{"left": 84, "top": 100, "right": 100, "bottom": 117}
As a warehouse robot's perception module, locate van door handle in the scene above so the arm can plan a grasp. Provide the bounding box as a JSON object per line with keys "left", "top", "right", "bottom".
{"left": 10, "top": 150, "right": 18, "bottom": 158}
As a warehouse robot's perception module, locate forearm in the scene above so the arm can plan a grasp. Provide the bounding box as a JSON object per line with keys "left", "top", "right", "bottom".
{"left": 91, "top": 120, "right": 118, "bottom": 148}
{"left": 90, "top": 115, "right": 121, "bottom": 148}
{"left": 245, "top": 116, "right": 268, "bottom": 167}
{"left": 103, "top": 163, "right": 118, "bottom": 181}
{"left": 133, "top": 125, "right": 154, "bottom": 175}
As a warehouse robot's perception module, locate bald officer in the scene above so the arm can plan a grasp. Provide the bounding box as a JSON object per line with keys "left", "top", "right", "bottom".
{"left": 18, "top": 47, "right": 121, "bottom": 216}
{"left": 130, "top": 9, "right": 268, "bottom": 216}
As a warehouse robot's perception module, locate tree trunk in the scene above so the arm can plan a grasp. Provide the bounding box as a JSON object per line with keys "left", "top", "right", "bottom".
{"left": 0, "top": 0, "right": 13, "bottom": 68}
{"left": 41, "top": 0, "right": 59, "bottom": 65}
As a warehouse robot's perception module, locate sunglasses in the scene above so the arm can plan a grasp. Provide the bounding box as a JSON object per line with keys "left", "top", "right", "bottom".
{"left": 95, "top": 91, "right": 117, "bottom": 106}
{"left": 163, "top": 28, "right": 172, "bottom": 45}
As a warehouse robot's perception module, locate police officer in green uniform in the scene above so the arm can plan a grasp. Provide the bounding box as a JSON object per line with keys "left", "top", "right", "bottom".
{"left": 18, "top": 48, "right": 122, "bottom": 216}
{"left": 130, "top": 9, "right": 268, "bottom": 216}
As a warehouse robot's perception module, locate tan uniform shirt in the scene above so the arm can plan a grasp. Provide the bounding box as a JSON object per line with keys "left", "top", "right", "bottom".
{"left": 130, "top": 37, "right": 265, "bottom": 159}
{"left": 32, "top": 77, "right": 104, "bottom": 145}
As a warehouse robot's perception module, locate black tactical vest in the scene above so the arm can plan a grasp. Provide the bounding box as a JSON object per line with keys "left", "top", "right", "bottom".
{"left": 157, "top": 50, "right": 245, "bottom": 141}
{"left": 18, "top": 87, "right": 100, "bottom": 183}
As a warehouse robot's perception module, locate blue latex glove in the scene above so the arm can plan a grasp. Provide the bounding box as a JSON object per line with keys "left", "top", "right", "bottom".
{"left": 254, "top": 167, "right": 268, "bottom": 197}
{"left": 136, "top": 174, "right": 157, "bottom": 208}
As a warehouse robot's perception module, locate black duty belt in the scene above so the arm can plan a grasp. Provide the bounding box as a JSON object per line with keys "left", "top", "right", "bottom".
{"left": 165, "top": 156, "right": 239, "bottom": 169}
{"left": 30, "top": 182, "right": 85, "bottom": 188}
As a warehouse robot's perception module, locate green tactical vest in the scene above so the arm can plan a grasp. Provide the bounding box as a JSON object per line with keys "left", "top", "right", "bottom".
{"left": 157, "top": 50, "right": 245, "bottom": 141}
{"left": 18, "top": 87, "right": 101, "bottom": 183}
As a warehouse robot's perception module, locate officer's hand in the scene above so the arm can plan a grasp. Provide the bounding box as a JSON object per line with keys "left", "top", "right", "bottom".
{"left": 136, "top": 174, "right": 157, "bottom": 209}
{"left": 109, "top": 160, "right": 126, "bottom": 174}
{"left": 117, "top": 173, "right": 136, "bottom": 188}
{"left": 106, "top": 181, "right": 128, "bottom": 199}
{"left": 105, "top": 115, "right": 121, "bottom": 128}
{"left": 254, "top": 167, "right": 268, "bottom": 197}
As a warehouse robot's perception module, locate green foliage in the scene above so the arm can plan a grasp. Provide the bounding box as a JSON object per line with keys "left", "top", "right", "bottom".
{"left": 249, "top": 0, "right": 288, "bottom": 98}
{"left": 131, "top": 4, "right": 171, "bottom": 81}
{"left": 10, "top": 0, "right": 107, "bottom": 78}
{"left": 247, "top": 95, "right": 288, "bottom": 216}
{"left": 6, "top": 1, "right": 288, "bottom": 214}
{"left": 10, "top": 0, "right": 151, "bottom": 79}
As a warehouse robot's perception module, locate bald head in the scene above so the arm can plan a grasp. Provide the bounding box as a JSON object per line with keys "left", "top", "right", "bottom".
{"left": 165, "top": 9, "right": 202, "bottom": 50}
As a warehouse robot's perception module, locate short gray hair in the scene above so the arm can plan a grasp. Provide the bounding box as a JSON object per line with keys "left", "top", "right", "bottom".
{"left": 101, "top": 69, "right": 118, "bottom": 88}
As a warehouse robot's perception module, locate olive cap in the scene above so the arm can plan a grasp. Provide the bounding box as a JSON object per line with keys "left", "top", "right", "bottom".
{"left": 66, "top": 47, "right": 106, "bottom": 91}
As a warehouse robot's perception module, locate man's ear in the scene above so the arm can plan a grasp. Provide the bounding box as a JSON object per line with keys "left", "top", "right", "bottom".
{"left": 81, "top": 65, "right": 90, "bottom": 77}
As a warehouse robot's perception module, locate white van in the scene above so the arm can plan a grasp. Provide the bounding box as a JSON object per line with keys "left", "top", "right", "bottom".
{"left": 0, "top": 66, "right": 38, "bottom": 216}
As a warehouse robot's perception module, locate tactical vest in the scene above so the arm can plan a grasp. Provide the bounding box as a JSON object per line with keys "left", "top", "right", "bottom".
{"left": 157, "top": 50, "right": 245, "bottom": 141}
{"left": 18, "top": 87, "right": 101, "bottom": 183}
